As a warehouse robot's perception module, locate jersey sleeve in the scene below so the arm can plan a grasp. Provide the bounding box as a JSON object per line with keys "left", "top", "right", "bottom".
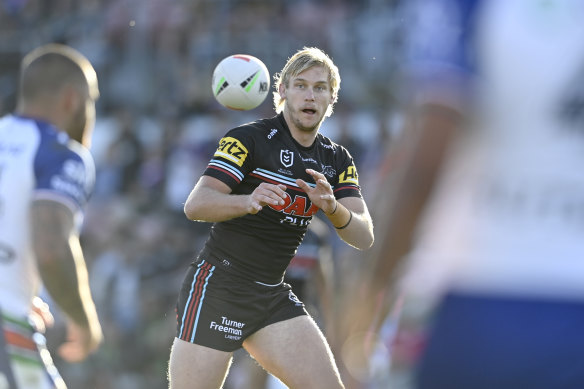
{"left": 33, "top": 138, "right": 95, "bottom": 216}
{"left": 332, "top": 146, "right": 362, "bottom": 200}
{"left": 203, "top": 126, "right": 255, "bottom": 190}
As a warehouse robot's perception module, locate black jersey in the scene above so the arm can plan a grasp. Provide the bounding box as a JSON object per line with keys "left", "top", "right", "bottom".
{"left": 199, "top": 113, "right": 362, "bottom": 283}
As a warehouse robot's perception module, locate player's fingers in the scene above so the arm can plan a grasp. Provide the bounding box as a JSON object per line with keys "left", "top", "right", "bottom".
{"left": 296, "top": 178, "right": 310, "bottom": 192}
{"left": 276, "top": 184, "right": 287, "bottom": 196}
{"left": 255, "top": 192, "right": 284, "bottom": 206}
{"left": 258, "top": 183, "right": 287, "bottom": 199}
{"left": 267, "top": 193, "right": 285, "bottom": 205}
{"left": 306, "top": 168, "right": 325, "bottom": 181}
{"left": 316, "top": 178, "right": 332, "bottom": 190}
{"left": 31, "top": 296, "right": 54, "bottom": 327}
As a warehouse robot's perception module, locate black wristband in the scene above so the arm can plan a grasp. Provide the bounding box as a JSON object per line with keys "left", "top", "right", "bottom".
{"left": 327, "top": 201, "right": 338, "bottom": 216}
{"left": 335, "top": 210, "right": 353, "bottom": 230}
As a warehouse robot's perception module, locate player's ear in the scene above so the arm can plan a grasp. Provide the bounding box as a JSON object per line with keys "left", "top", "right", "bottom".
{"left": 331, "top": 90, "right": 338, "bottom": 106}
{"left": 61, "top": 84, "right": 82, "bottom": 113}
{"left": 278, "top": 83, "right": 286, "bottom": 100}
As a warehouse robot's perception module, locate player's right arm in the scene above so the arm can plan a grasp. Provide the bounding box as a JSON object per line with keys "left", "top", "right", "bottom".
{"left": 183, "top": 175, "right": 286, "bottom": 222}
{"left": 184, "top": 127, "right": 285, "bottom": 222}
{"left": 31, "top": 199, "right": 102, "bottom": 362}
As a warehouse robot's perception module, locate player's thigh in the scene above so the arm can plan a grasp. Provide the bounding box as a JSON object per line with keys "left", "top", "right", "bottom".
{"left": 243, "top": 316, "right": 344, "bottom": 389}
{"left": 169, "top": 337, "right": 233, "bottom": 389}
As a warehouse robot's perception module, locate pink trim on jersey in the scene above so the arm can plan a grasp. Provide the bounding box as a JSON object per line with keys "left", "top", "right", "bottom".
{"left": 333, "top": 185, "right": 360, "bottom": 193}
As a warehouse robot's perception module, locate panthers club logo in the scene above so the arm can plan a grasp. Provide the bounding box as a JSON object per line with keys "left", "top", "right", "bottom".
{"left": 321, "top": 164, "right": 336, "bottom": 178}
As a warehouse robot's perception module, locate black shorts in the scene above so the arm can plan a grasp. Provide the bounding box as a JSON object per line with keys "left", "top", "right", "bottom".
{"left": 175, "top": 258, "right": 307, "bottom": 352}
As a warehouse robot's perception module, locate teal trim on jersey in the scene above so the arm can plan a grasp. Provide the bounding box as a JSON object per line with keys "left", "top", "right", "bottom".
{"left": 209, "top": 159, "right": 244, "bottom": 181}
{"left": 254, "top": 168, "right": 317, "bottom": 188}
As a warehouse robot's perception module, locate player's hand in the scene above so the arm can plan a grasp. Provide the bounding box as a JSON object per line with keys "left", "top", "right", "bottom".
{"left": 296, "top": 169, "right": 336, "bottom": 214}
{"left": 58, "top": 320, "right": 103, "bottom": 363}
{"left": 247, "top": 182, "right": 287, "bottom": 214}
{"left": 29, "top": 296, "right": 54, "bottom": 334}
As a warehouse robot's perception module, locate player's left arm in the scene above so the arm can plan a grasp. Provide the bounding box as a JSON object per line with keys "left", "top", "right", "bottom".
{"left": 33, "top": 147, "right": 102, "bottom": 361}
{"left": 31, "top": 199, "right": 103, "bottom": 361}
{"left": 297, "top": 169, "right": 374, "bottom": 250}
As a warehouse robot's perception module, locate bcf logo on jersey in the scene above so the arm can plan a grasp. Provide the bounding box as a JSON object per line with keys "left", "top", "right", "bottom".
{"left": 280, "top": 149, "right": 294, "bottom": 167}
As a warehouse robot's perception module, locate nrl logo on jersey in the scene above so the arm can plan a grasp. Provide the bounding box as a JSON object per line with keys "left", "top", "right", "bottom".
{"left": 280, "top": 149, "right": 294, "bottom": 167}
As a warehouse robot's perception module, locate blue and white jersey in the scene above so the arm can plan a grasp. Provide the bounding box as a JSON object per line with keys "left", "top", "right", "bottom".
{"left": 399, "top": 0, "right": 584, "bottom": 299}
{"left": 0, "top": 115, "right": 94, "bottom": 317}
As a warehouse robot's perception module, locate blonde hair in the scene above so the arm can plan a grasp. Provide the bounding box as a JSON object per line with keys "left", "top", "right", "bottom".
{"left": 273, "top": 47, "right": 340, "bottom": 117}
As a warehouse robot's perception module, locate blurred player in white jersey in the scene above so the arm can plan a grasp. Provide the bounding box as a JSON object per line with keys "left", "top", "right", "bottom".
{"left": 351, "top": 0, "right": 584, "bottom": 388}
{"left": 0, "top": 44, "right": 103, "bottom": 388}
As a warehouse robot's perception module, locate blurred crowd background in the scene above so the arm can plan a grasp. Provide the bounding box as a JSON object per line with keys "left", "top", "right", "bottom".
{"left": 1, "top": 0, "right": 403, "bottom": 388}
